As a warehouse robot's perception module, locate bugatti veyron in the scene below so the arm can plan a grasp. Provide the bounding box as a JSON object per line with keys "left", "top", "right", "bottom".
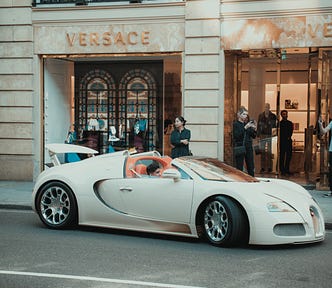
{"left": 32, "top": 144, "right": 325, "bottom": 247}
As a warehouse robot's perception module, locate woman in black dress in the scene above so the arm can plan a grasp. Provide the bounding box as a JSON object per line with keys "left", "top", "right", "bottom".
{"left": 233, "top": 107, "right": 257, "bottom": 176}
{"left": 170, "top": 116, "right": 191, "bottom": 159}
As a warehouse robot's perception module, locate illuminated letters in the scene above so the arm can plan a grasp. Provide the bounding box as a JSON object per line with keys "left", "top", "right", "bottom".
{"left": 308, "top": 22, "right": 332, "bottom": 38}
{"left": 66, "top": 29, "right": 151, "bottom": 48}
{"left": 102, "top": 32, "right": 112, "bottom": 45}
{"left": 324, "top": 23, "right": 332, "bottom": 37}
{"left": 114, "top": 32, "right": 126, "bottom": 45}
{"left": 128, "top": 31, "right": 138, "bottom": 45}
{"left": 307, "top": 24, "right": 319, "bottom": 38}
{"left": 79, "top": 33, "right": 87, "bottom": 46}
{"left": 90, "top": 33, "right": 100, "bottom": 46}
{"left": 141, "top": 31, "right": 150, "bottom": 45}
{"left": 66, "top": 33, "right": 76, "bottom": 47}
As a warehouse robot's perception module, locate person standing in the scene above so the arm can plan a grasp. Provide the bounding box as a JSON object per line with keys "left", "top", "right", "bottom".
{"left": 279, "top": 110, "right": 293, "bottom": 176}
{"left": 233, "top": 107, "right": 257, "bottom": 176}
{"left": 318, "top": 115, "right": 332, "bottom": 197}
{"left": 257, "top": 103, "right": 277, "bottom": 173}
{"left": 170, "top": 116, "right": 191, "bottom": 159}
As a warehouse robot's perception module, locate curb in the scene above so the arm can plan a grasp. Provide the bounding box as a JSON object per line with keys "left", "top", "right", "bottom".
{"left": 0, "top": 204, "right": 32, "bottom": 211}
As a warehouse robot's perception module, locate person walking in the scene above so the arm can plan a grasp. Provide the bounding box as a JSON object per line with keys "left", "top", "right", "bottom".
{"left": 233, "top": 107, "right": 257, "bottom": 176}
{"left": 318, "top": 115, "right": 332, "bottom": 196}
{"left": 279, "top": 110, "right": 293, "bottom": 176}
{"left": 170, "top": 116, "right": 191, "bottom": 159}
{"left": 257, "top": 103, "right": 277, "bottom": 173}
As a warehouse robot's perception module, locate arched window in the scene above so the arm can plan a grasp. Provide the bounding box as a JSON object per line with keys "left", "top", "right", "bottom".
{"left": 77, "top": 69, "right": 116, "bottom": 132}
{"left": 76, "top": 66, "right": 161, "bottom": 153}
{"left": 119, "top": 69, "right": 158, "bottom": 151}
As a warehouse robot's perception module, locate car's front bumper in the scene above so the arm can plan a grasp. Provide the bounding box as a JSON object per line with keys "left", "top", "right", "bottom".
{"left": 248, "top": 202, "right": 325, "bottom": 245}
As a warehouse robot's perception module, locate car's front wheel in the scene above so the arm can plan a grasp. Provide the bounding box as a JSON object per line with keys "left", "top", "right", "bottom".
{"left": 36, "top": 181, "right": 77, "bottom": 229}
{"left": 202, "top": 196, "right": 248, "bottom": 247}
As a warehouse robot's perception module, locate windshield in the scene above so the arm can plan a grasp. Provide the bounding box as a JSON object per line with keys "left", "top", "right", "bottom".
{"left": 177, "top": 157, "right": 259, "bottom": 182}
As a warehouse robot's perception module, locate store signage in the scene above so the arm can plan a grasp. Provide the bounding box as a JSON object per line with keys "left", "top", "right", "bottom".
{"left": 66, "top": 31, "right": 150, "bottom": 47}
{"left": 221, "top": 17, "right": 332, "bottom": 50}
{"left": 324, "top": 22, "right": 332, "bottom": 37}
{"left": 308, "top": 22, "right": 332, "bottom": 38}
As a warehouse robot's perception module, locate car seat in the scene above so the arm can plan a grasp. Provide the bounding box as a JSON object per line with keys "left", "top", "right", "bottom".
{"left": 135, "top": 164, "right": 147, "bottom": 175}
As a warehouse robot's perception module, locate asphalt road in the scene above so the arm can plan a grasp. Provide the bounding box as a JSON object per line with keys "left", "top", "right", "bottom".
{"left": 1, "top": 209, "right": 332, "bottom": 288}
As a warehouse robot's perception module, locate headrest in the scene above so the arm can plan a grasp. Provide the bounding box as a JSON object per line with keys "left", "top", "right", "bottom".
{"left": 135, "top": 164, "right": 147, "bottom": 175}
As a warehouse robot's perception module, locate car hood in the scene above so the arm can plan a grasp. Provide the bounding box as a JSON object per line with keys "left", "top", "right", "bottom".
{"left": 257, "top": 178, "right": 312, "bottom": 201}
{"left": 242, "top": 178, "right": 318, "bottom": 221}
{"left": 202, "top": 177, "right": 315, "bottom": 213}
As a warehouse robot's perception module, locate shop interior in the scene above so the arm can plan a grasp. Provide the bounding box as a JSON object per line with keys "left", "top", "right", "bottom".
{"left": 42, "top": 55, "right": 182, "bottom": 164}
{"left": 42, "top": 47, "right": 332, "bottom": 188}
{"left": 229, "top": 47, "right": 332, "bottom": 186}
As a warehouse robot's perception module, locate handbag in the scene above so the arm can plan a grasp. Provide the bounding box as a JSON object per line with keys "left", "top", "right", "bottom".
{"left": 234, "top": 145, "right": 246, "bottom": 156}
{"left": 253, "top": 139, "right": 262, "bottom": 155}
{"left": 234, "top": 134, "right": 246, "bottom": 157}
{"left": 254, "top": 144, "right": 261, "bottom": 155}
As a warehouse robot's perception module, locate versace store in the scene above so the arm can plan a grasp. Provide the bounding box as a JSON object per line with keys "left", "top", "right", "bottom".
{"left": 1, "top": 0, "right": 332, "bottom": 187}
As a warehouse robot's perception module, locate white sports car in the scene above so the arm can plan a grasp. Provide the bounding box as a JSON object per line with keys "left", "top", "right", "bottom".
{"left": 32, "top": 144, "right": 325, "bottom": 247}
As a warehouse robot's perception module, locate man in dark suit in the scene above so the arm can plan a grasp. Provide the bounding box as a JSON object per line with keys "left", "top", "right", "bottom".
{"left": 279, "top": 110, "right": 293, "bottom": 175}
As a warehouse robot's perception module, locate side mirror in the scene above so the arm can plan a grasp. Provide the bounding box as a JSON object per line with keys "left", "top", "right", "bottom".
{"left": 162, "top": 168, "right": 181, "bottom": 182}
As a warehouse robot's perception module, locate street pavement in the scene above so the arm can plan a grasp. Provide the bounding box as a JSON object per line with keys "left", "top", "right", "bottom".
{"left": 0, "top": 180, "right": 331, "bottom": 229}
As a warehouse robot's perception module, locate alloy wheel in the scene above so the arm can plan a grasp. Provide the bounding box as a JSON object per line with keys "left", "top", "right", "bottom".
{"left": 40, "top": 186, "right": 71, "bottom": 226}
{"left": 204, "top": 200, "right": 228, "bottom": 242}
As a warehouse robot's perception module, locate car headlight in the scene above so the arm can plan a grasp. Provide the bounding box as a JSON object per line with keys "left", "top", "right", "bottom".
{"left": 267, "top": 201, "right": 296, "bottom": 212}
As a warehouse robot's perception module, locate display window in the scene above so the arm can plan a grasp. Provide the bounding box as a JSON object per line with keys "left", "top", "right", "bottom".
{"left": 225, "top": 48, "right": 332, "bottom": 185}
{"left": 43, "top": 57, "right": 182, "bottom": 164}
{"left": 74, "top": 62, "right": 163, "bottom": 154}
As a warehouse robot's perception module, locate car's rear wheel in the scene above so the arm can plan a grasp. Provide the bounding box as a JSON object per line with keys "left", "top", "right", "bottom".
{"left": 202, "top": 196, "right": 248, "bottom": 247}
{"left": 36, "top": 181, "right": 77, "bottom": 229}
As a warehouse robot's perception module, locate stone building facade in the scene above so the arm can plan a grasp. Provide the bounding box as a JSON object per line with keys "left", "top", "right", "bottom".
{"left": 0, "top": 0, "right": 332, "bottom": 182}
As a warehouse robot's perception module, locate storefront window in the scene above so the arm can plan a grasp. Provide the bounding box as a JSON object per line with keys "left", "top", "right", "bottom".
{"left": 75, "top": 62, "right": 163, "bottom": 154}
{"left": 224, "top": 48, "right": 332, "bottom": 184}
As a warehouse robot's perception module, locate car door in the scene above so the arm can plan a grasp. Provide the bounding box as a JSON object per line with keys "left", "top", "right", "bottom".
{"left": 116, "top": 176, "right": 194, "bottom": 223}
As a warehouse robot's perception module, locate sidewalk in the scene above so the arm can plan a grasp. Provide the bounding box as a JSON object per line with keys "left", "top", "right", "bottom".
{"left": 0, "top": 181, "right": 33, "bottom": 210}
{"left": 0, "top": 181, "right": 331, "bottom": 229}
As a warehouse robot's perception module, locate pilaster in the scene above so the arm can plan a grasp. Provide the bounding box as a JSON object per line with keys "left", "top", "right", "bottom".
{"left": 0, "top": 0, "right": 34, "bottom": 180}
{"left": 183, "top": 0, "right": 222, "bottom": 158}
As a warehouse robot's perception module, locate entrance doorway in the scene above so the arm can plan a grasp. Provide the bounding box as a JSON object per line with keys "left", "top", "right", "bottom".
{"left": 317, "top": 49, "right": 332, "bottom": 189}
{"left": 42, "top": 56, "right": 182, "bottom": 166}
{"left": 225, "top": 48, "right": 332, "bottom": 187}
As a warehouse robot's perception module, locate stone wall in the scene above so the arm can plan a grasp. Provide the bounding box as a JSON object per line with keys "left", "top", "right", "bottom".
{"left": 223, "top": 53, "right": 236, "bottom": 166}
{"left": 0, "top": 0, "right": 34, "bottom": 180}
{"left": 184, "top": 0, "right": 222, "bottom": 158}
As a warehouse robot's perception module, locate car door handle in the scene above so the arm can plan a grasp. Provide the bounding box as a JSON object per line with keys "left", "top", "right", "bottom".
{"left": 120, "top": 187, "right": 133, "bottom": 192}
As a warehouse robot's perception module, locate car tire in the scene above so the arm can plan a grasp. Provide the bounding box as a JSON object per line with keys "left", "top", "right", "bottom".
{"left": 202, "top": 196, "right": 248, "bottom": 247}
{"left": 36, "top": 181, "right": 77, "bottom": 229}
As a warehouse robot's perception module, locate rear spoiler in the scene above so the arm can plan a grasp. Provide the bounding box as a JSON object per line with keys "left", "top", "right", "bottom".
{"left": 46, "top": 143, "right": 99, "bottom": 166}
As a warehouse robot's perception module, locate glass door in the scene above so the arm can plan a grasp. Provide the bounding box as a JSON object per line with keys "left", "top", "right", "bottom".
{"left": 227, "top": 48, "right": 322, "bottom": 181}
{"left": 318, "top": 48, "right": 332, "bottom": 188}
{"left": 278, "top": 50, "right": 317, "bottom": 178}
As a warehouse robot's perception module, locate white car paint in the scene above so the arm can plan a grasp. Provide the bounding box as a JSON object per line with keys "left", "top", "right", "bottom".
{"left": 32, "top": 144, "right": 325, "bottom": 246}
